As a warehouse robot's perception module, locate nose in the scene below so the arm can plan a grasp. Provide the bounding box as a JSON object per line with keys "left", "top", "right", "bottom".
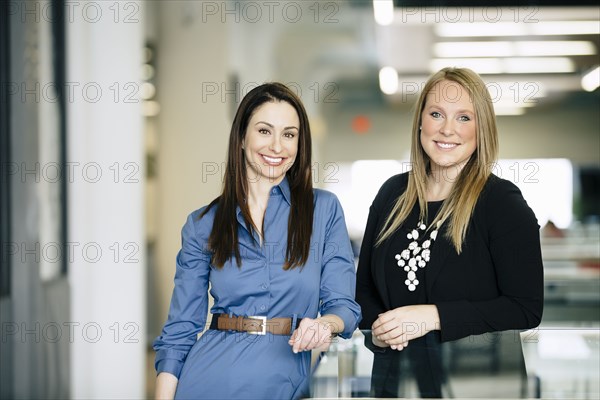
{"left": 440, "top": 119, "right": 454, "bottom": 136}
{"left": 269, "top": 134, "right": 282, "bottom": 153}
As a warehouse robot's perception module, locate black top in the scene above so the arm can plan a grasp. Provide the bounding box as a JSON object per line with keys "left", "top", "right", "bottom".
{"left": 356, "top": 172, "right": 544, "bottom": 343}
{"left": 385, "top": 200, "right": 443, "bottom": 308}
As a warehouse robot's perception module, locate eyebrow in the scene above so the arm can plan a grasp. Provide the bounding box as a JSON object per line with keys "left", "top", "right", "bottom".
{"left": 255, "top": 121, "right": 299, "bottom": 130}
{"left": 425, "top": 105, "right": 474, "bottom": 114}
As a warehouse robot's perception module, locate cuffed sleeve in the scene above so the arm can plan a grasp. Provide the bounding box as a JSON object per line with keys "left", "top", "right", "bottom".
{"left": 319, "top": 194, "right": 362, "bottom": 339}
{"left": 152, "top": 211, "right": 211, "bottom": 378}
{"left": 156, "top": 356, "right": 187, "bottom": 379}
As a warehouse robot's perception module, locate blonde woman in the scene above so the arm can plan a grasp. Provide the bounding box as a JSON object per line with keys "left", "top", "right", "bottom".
{"left": 356, "top": 67, "right": 543, "bottom": 397}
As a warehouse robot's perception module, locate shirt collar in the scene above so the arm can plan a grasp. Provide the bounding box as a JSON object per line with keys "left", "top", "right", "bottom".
{"left": 275, "top": 176, "right": 292, "bottom": 206}
{"left": 235, "top": 176, "right": 292, "bottom": 218}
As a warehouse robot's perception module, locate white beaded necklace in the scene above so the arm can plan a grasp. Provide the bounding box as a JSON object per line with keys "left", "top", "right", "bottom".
{"left": 394, "top": 220, "right": 441, "bottom": 291}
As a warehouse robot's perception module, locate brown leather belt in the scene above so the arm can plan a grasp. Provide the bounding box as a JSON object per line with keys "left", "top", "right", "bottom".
{"left": 210, "top": 313, "right": 297, "bottom": 335}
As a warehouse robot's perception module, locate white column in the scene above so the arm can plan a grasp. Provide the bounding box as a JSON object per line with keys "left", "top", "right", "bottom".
{"left": 67, "top": 1, "right": 145, "bottom": 397}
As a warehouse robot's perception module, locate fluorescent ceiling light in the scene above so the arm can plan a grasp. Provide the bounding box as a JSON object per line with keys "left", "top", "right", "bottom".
{"left": 435, "top": 42, "right": 513, "bottom": 58}
{"left": 435, "top": 41, "right": 596, "bottom": 58}
{"left": 373, "top": 0, "right": 394, "bottom": 26}
{"left": 431, "top": 57, "right": 575, "bottom": 74}
{"left": 504, "top": 57, "right": 575, "bottom": 73}
{"left": 436, "top": 23, "right": 528, "bottom": 37}
{"left": 435, "top": 21, "right": 600, "bottom": 37}
{"left": 581, "top": 66, "right": 600, "bottom": 92}
{"left": 515, "top": 41, "right": 596, "bottom": 56}
{"left": 379, "top": 66, "right": 399, "bottom": 94}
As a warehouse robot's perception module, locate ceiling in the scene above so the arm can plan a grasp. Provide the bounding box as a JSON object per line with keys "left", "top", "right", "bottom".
{"left": 233, "top": 2, "right": 599, "bottom": 116}
{"left": 373, "top": 6, "right": 599, "bottom": 114}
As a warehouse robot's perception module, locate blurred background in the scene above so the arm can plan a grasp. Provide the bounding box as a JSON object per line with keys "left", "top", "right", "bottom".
{"left": 1, "top": 0, "right": 598, "bottom": 398}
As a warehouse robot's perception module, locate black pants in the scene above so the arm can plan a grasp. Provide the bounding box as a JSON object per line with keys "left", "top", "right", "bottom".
{"left": 369, "top": 331, "right": 445, "bottom": 398}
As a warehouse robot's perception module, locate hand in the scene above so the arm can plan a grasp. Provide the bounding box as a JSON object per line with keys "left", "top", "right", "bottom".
{"left": 288, "top": 317, "right": 334, "bottom": 354}
{"left": 371, "top": 333, "right": 391, "bottom": 348}
{"left": 372, "top": 305, "right": 440, "bottom": 351}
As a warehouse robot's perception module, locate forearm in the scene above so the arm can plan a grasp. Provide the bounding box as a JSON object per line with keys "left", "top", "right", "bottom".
{"left": 317, "top": 314, "right": 344, "bottom": 335}
{"left": 421, "top": 304, "right": 441, "bottom": 333}
{"left": 155, "top": 372, "right": 178, "bottom": 400}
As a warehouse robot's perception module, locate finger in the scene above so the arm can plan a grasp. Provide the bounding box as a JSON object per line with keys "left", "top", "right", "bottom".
{"left": 373, "top": 320, "right": 395, "bottom": 336}
{"left": 303, "top": 321, "right": 332, "bottom": 352}
{"left": 294, "top": 321, "right": 317, "bottom": 353}
{"left": 390, "top": 342, "right": 406, "bottom": 351}
{"left": 372, "top": 314, "right": 392, "bottom": 330}
{"left": 288, "top": 328, "right": 300, "bottom": 345}
{"left": 310, "top": 322, "right": 332, "bottom": 351}
{"left": 293, "top": 330, "right": 309, "bottom": 353}
{"left": 374, "top": 318, "right": 406, "bottom": 337}
{"left": 392, "top": 343, "right": 406, "bottom": 351}
{"left": 290, "top": 324, "right": 313, "bottom": 351}
{"left": 376, "top": 324, "right": 404, "bottom": 341}
{"left": 372, "top": 313, "right": 390, "bottom": 330}
{"left": 375, "top": 311, "right": 396, "bottom": 325}
{"left": 384, "top": 333, "right": 409, "bottom": 346}
{"left": 313, "top": 325, "right": 332, "bottom": 350}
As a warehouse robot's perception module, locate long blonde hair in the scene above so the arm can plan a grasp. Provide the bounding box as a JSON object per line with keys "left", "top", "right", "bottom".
{"left": 377, "top": 67, "right": 498, "bottom": 253}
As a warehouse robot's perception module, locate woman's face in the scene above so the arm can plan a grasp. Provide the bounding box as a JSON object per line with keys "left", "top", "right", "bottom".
{"left": 243, "top": 101, "right": 300, "bottom": 185}
{"left": 420, "top": 80, "right": 477, "bottom": 177}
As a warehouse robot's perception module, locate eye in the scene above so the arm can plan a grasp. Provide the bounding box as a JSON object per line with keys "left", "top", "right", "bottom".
{"left": 458, "top": 115, "right": 471, "bottom": 122}
{"left": 283, "top": 131, "right": 296, "bottom": 139}
{"left": 430, "top": 111, "right": 442, "bottom": 118}
{"left": 258, "top": 128, "right": 270, "bottom": 135}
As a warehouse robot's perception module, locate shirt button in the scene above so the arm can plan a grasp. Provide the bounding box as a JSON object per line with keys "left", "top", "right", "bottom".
{"left": 261, "top": 283, "right": 268, "bottom": 289}
{"left": 272, "top": 188, "right": 277, "bottom": 194}
{"left": 260, "top": 305, "right": 266, "bottom": 311}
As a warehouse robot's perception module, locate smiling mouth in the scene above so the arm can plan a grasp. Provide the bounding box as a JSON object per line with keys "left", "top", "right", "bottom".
{"left": 261, "top": 154, "right": 285, "bottom": 165}
{"left": 435, "top": 141, "right": 458, "bottom": 149}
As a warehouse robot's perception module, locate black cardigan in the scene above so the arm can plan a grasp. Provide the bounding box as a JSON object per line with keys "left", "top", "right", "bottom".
{"left": 356, "top": 172, "right": 544, "bottom": 342}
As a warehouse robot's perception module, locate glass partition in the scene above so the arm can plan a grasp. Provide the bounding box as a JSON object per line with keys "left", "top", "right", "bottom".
{"left": 309, "top": 328, "right": 599, "bottom": 399}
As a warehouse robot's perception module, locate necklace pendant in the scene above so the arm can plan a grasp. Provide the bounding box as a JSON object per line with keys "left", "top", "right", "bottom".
{"left": 397, "top": 219, "right": 441, "bottom": 292}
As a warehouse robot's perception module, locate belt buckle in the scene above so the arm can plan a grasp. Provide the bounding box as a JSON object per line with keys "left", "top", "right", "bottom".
{"left": 248, "top": 316, "right": 267, "bottom": 335}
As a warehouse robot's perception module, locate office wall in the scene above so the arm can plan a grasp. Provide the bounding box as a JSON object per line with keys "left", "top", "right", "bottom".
{"left": 321, "top": 99, "right": 600, "bottom": 164}
{"left": 153, "top": 2, "right": 230, "bottom": 337}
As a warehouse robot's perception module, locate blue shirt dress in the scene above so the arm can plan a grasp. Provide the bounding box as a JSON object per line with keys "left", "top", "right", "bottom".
{"left": 153, "top": 178, "right": 362, "bottom": 399}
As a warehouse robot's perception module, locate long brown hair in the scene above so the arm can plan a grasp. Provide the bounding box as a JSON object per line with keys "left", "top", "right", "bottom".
{"left": 377, "top": 67, "right": 499, "bottom": 253}
{"left": 200, "top": 82, "right": 314, "bottom": 269}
